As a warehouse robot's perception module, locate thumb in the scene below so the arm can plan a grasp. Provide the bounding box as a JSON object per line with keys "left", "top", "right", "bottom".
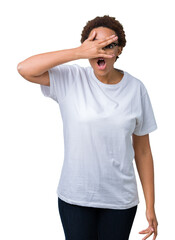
{"left": 88, "top": 31, "right": 96, "bottom": 41}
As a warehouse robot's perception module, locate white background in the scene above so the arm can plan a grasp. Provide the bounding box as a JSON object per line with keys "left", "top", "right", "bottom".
{"left": 0, "top": 0, "right": 174, "bottom": 239}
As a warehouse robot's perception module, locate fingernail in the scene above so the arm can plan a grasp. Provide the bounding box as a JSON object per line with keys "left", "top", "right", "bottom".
{"left": 111, "top": 34, "right": 115, "bottom": 37}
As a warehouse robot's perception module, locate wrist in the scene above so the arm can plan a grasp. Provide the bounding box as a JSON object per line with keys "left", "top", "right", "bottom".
{"left": 146, "top": 204, "right": 155, "bottom": 211}
{"left": 73, "top": 47, "right": 83, "bottom": 60}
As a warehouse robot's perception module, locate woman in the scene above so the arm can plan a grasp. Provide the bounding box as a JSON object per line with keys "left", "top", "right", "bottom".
{"left": 17, "top": 15, "right": 158, "bottom": 240}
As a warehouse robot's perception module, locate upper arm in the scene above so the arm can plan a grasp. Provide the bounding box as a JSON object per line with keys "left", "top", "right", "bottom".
{"left": 132, "top": 133, "right": 151, "bottom": 156}
{"left": 18, "top": 70, "right": 50, "bottom": 86}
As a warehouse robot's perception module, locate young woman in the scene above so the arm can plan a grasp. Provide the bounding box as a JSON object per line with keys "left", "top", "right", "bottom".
{"left": 17, "top": 15, "right": 158, "bottom": 240}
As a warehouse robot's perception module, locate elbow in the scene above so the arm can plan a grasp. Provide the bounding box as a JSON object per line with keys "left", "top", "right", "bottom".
{"left": 17, "top": 62, "right": 28, "bottom": 78}
{"left": 17, "top": 62, "right": 23, "bottom": 75}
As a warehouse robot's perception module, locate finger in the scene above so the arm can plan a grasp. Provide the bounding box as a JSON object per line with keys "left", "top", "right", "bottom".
{"left": 88, "top": 30, "right": 96, "bottom": 41}
{"left": 139, "top": 230, "right": 150, "bottom": 234}
{"left": 97, "top": 50, "right": 115, "bottom": 58}
{"left": 142, "top": 230, "right": 154, "bottom": 240}
{"left": 139, "top": 228, "right": 150, "bottom": 234}
{"left": 152, "top": 226, "right": 158, "bottom": 240}
{"left": 99, "top": 36, "right": 118, "bottom": 47}
{"left": 98, "top": 34, "right": 116, "bottom": 43}
{"left": 98, "top": 54, "right": 115, "bottom": 59}
{"left": 152, "top": 232, "right": 158, "bottom": 240}
{"left": 97, "top": 48, "right": 115, "bottom": 57}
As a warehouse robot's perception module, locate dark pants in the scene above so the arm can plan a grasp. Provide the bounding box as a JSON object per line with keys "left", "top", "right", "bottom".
{"left": 58, "top": 197, "right": 138, "bottom": 240}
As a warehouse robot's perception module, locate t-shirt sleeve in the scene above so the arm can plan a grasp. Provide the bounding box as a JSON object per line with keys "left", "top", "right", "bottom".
{"left": 40, "top": 64, "right": 79, "bottom": 104}
{"left": 133, "top": 90, "right": 158, "bottom": 136}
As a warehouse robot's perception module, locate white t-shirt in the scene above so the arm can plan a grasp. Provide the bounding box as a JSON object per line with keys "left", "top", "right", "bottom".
{"left": 40, "top": 63, "right": 158, "bottom": 209}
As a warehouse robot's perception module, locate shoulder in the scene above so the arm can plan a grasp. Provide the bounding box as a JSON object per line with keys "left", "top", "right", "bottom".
{"left": 125, "top": 71, "right": 148, "bottom": 97}
{"left": 49, "top": 64, "right": 86, "bottom": 81}
{"left": 51, "top": 63, "right": 85, "bottom": 73}
{"left": 64, "top": 63, "right": 85, "bottom": 72}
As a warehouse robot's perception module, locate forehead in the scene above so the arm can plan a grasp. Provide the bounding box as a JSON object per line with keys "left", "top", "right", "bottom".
{"left": 89, "top": 27, "right": 116, "bottom": 39}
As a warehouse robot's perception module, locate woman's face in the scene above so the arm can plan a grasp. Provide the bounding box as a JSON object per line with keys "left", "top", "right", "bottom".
{"left": 88, "top": 27, "right": 122, "bottom": 76}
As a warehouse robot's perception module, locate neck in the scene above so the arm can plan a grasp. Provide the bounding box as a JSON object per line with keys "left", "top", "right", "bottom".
{"left": 94, "top": 68, "right": 123, "bottom": 84}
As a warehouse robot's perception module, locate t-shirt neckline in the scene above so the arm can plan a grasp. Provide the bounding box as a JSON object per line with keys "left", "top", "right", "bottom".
{"left": 90, "top": 67, "right": 127, "bottom": 88}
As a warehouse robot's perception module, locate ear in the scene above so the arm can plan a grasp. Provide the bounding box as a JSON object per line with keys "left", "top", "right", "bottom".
{"left": 117, "top": 46, "right": 123, "bottom": 55}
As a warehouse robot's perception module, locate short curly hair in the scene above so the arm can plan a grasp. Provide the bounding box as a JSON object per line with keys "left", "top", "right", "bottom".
{"left": 80, "top": 15, "right": 127, "bottom": 61}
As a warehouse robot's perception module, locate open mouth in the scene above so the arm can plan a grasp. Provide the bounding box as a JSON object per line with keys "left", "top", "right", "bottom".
{"left": 97, "top": 58, "right": 106, "bottom": 70}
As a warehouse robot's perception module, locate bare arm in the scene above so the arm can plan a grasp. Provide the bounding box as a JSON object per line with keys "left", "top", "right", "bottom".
{"left": 17, "top": 48, "right": 80, "bottom": 85}
{"left": 132, "top": 133, "right": 158, "bottom": 239}
{"left": 17, "top": 32, "right": 118, "bottom": 85}
{"left": 132, "top": 133, "right": 155, "bottom": 209}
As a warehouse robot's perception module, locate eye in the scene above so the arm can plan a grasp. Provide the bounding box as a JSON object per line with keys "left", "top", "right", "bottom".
{"left": 103, "top": 43, "right": 117, "bottom": 49}
{"left": 109, "top": 43, "right": 114, "bottom": 49}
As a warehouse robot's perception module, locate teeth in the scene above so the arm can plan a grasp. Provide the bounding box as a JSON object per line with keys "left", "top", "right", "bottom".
{"left": 97, "top": 58, "right": 105, "bottom": 65}
{"left": 97, "top": 58, "right": 105, "bottom": 61}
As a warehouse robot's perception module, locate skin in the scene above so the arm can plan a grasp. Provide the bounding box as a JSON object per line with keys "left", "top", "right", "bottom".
{"left": 88, "top": 27, "right": 123, "bottom": 85}
{"left": 18, "top": 26, "right": 158, "bottom": 240}
{"left": 88, "top": 27, "right": 158, "bottom": 239}
{"left": 132, "top": 133, "right": 158, "bottom": 240}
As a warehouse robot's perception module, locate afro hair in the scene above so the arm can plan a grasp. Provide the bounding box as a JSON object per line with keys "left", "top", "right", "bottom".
{"left": 80, "top": 15, "right": 127, "bottom": 61}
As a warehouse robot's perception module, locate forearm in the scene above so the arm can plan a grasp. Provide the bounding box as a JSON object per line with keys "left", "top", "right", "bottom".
{"left": 135, "top": 151, "right": 155, "bottom": 210}
{"left": 17, "top": 47, "right": 80, "bottom": 77}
